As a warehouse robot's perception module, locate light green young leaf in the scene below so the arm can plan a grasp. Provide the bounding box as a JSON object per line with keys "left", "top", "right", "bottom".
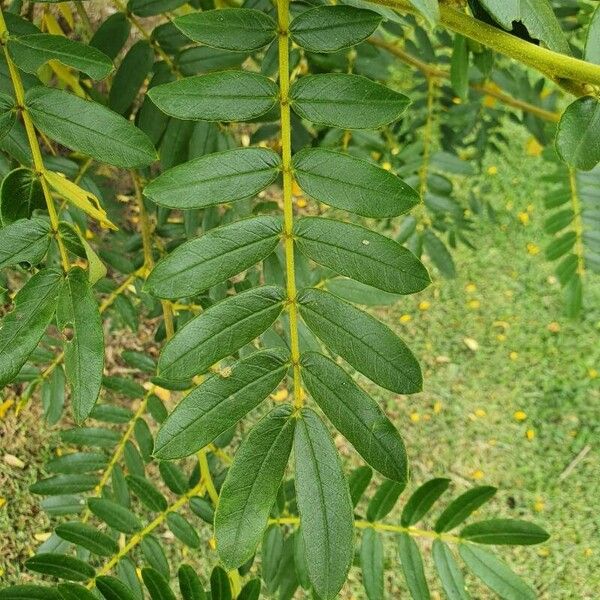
{"left": 301, "top": 352, "right": 408, "bottom": 483}
{"left": 398, "top": 534, "right": 430, "bottom": 600}
{"left": 292, "top": 148, "right": 418, "bottom": 217}
{"left": 215, "top": 405, "right": 295, "bottom": 569}
{"left": 158, "top": 286, "right": 286, "bottom": 381}
{"left": 298, "top": 288, "right": 422, "bottom": 394}
{"left": 290, "top": 74, "right": 410, "bottom": 129}
{"left": 459, "top": 545, "right": 535, "bottom": 600}
{"left": 360, "top": 528, "right": 384, "bottom": 600}
{"left": 174, "top": 9, "right": 277, "bottom": 51}
{"left": 460, "top": 519, "right": 550, "bottom": 545}
{"left": 0, "top": 268, "right": 62, "bottom": 386}
{"left": 25, "top": 87, "right": 157, "bottom": 168}
{"left": 401, "top": 478, "right": 451, "bottom": 526}
{"left": 432, "top": 540, "right": 469, "bottom": 600}
{"left": 148, "top": 71, "right": 278, "bottom": 122}
{"left": 295, "top": 216, "right": 430, "bottom": 294}
{"left": 0, "top": 217, "right": 51, "bottom": 269}
{"left": 55, "top": 522, "right": 119, "bottom": 557}
{"left": 434, "top": 486, "right": 497, "bottom": 532}
{"left": 144, "top": 147, "right": 281, "bottom": 210}
{"left": 556, "top": 96, "right": 600, "bottom": 171}
{"left": 8, "top": 34, "right": 113, "bottom": 80}
{"left": 154, "top": 349, "right": 289, "bottom": 459}
{"left": 290, "top": 6, "right": 382, "bottom": 53}
{"left": 294, "top": 408, "right": 354, "bottom": 600}
{"left": 25, "top": 554, "right": 95, "bottom": 582}
{"left": 57, "top": 267, "right": 104, "bottom": 424}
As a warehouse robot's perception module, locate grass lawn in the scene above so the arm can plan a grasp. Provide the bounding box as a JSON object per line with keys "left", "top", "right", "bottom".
{"left": 0, "top": 139, "right": 598, "bottom": 598}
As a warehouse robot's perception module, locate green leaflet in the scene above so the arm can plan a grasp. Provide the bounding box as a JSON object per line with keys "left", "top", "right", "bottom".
{"left": 30, "top": 474, "right": 98, "bottom": 495}
{"left": 210, "top": 566, "right": 232, "bottom": 600}
{"left": 459, "top": 545, "right": 535, "bottom": 600}
{"left": 215, "top": 405, "right": 295, "bottom": 569}
{"left": 301, "top": 352, "right": 408, "bottom": 483}
{"left": 0, "top": 217, "right": 51, "bottom": 268}
{"left": 556, "top": 96, "right": 600, "bottom": 171}
{"left": 126, "top": 475, "right": 168, "bottom": 512}
{"left": 178, "top": 565, "right": 206, "bottom": 600}
{"left": 450, "top": 35, "right": 469, "bottom": 100}
{"left": 46, "top": 451, "right": 107, "bottom": 474}
{"left": 298, "top": 288, "right": 422, "bottom": 394}
{"left": 42, "top": 366, "right": 64, "bottom": 425}
{"left": 434, "top": 486, "right": 497, "bottom": 532}
{"left": 290, "top": 74, "right": 410, "bottom": 129}
{"left": 585, "top": 5, "right": 600, "bottom": 64}
{"left": 141, "top": 536, "right": 169, "bottom": 578}
{"left": 167, "top": 513, "right": 201, "bottom": 549}
{"left": 408, "top": 0, "right": 439, "bottom": 25}
{"left": 141, "top": 567, "right": 177, "bottom": 600}
{"left": 460, "top": 519, "right": 549, "bottom": 545}
{"left": 25, "top": 87, "right": 157, "bottom": 168}
{"left": 57, "top": 267, "right": 104, "bottom": 424}
{"left": 154, "top": 349, "right": 289, "bottom": 459}
{"left": 294, "top": 408, "right": 354, "bottom": 600}
{"left": 324, "top": 278, "right": 401, "bottom": 306}
{"left": 290, "top": 6, "right": 382, "bottom": 53}
{"left": 401, "top": 478, "right": 450, "bottom": 526}
{"left": 360, "top": 528, "right": 384, "bottom": 600}
{"left": 8, "top": 34, "right": 113, "bottom": 80}
{"left": 398, "top": 533, "right": 430, "bottom": 600}
{"left": 143, "top": 147, "right": 281, "bottom": 210}
{"left": 0, "top": 586, "right": 61, "bottom": 599}
{"left": 0, "top": 167, "right": 44, "bottom": 225}
{"left": 0, "top": 92, "right": 16, "bottom": 141}
{"left": 158, "top": 286, "right": 286, "bottom": 381}
{"left": 295, "top": 216, "right": 430, "bottom": 294}
{"left": 238, "top": 579, "right": 261, "bottom": 600}
{"left": 89, "top": 12, "right": 131, "bottom": 60}
{"left": 349, "top": 465, "right": 373, "bottom": 507}
{"left": 148, "top": 71, "right": 278, "bottom": 122}
{"left": 423, "top": 229, "right": 456, "bottom": 279}
{"left": 146, "top": 216, "right": 282, "bottom": 299}
{"left": 96, "top": 576, "right": 138, "bottom": 600}
{"left": 292, "top": 148, "right": 419, "bottom": 217}
{"left": 61, "top": 426, "right": 120, "bottom": 448}
{"left": 55, "top": 522, "right": 118, "bottom": 556}
{"left": 0, "top": 268, "right": 62, "bottom": 387}
{"left": 174, "top": 9, "right": 277, "bottom": 51}
{"left": 366, "top": 479, "right": 405, "bottom": 521}
{"left": 87, "top": 498, "right": 142, "bottom": 534}
{"left": 432, "top": 540, "right": 469, "bottom": 600}
{"left": 478, "top": 0, "right": 570, "bottom": 54}
{"left": 57, "top": 583, "right": 98, "bottom": 600}
{"left": 25, "top": 553, "right": 95, "bottom": 582}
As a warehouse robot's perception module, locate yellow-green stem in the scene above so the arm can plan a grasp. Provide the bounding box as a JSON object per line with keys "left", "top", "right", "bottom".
{"left": 276, "top": 0, "right": 303, "bottom": 408}
{"left": 568, "top": 168, "right": 586, "bottom": 277}
{"left": 0, "top": 10, "right": 71, "bottom": 273}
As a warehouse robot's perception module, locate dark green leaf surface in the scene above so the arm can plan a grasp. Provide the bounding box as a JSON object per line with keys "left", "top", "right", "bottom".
{"left": 25, "top": 554, "right": 95, "bottom": 582}
{"left": 360, "top": 528, "right": 384, "bottom": 600}
{"left": 46, "top": 452, "right": 107, "bottom": 475}
{"left": 154, "top": 349, "right": 289, "bottom": 459}
{"left": 57, "top": 583, "right": 97, "bottom": 600}
{"left": 0, "top": 268, "right": 62, "bottom": 387}
{"left": 148, "top": 71, "right": 278, "bottom": 122}
{"left": 292, "top": 148, "right": 418, "bottom": 217}
{"left": 0, "top": 167, "right": 45, "bottom": 225}
{"left": 61, "top": 427, "right": 120, "bottom": 448}
{"left": 57, "top": 267, "right": 104, "bottom": 424}
{"left": 146, "top": 216, "right": 281, "bottom": 298}
{"left": 401, "top": 478, "right": 451, "bottom": 526}
{"left": 174, "top": 9, "right": 276, "bottom": 51}
{"left": 295, "top": 216, "right": 430, "bottom": 294}
{"left": 210, "top": 566, "right": 232, "bottom": 600}
{"left": 460, "top": 519, "right": 549, "bottom": 545}
{"left": 158, "top": 286, "right": 286, "bottom": 381}
{"left": 8, "top": 34, "right": 113, "bottom": 80}
{"left": 366, "top": 479, "right": 405, "bottom": 521}
{"left": 144, "top": 147, "right": 281, "bottom": 210}
{"left": 215, "top": 405, "right": 295, "bottom": 568}
{"left": 301, "top": 352, "right": 407, "bottom": 482}
{"left": 178, "top": 564, "right": 206, "bottom": 600}
{"left": 434, "top": 486, "right": 497, "bottom": 532}
{"left": 0, "top": 92, "right": 16, "bottom": 141}
{"left": 89, "top": 12, "right": 131, "bottom": 60}
{"left": 25, "top": 87, "right": 156, "bottom": 168}
{"left": 290, "top": 6, "right": 381, "bottom": 53}
{"left": 0, "top": 586, "right": 61, "bottom": 599}
{"left": 294, "top": 408, "right": 354, "bottom": 600}
{"left": 298, "top": 288, "right": 422, "bottom": 393}
{"left": 129, "top": 0, "right": 187, "bottom": 17}
{"left": 398, "top": 534, "right": 430, "bottom": 600}
{"left": 87, "top": 498, "right": 142, "bottom": 534}
{"left": 142, "top": 567, "right": 177, "bottom": 600}
{"left": 556, "top": 96, "right": 600, "bottom": 171}
{"left": 167, "top": 513, "right": 200, "bottom": 548}
{"left": 459, "top": 545, "right": 535, "bottom": 600}
{"left": 349, "top": 465, "right": 373, "bottom": 507}
{"left": 96, "top": 575, "right": 138, "bottom": 600}
{"left": 55, "top": 522, "right": 118, "bottom": 556}
{"left": 290, "top": 74, "right": 410, "bottom": 129}
{"left": 30, "top": 474, "right": 98, "bottom": 496}
{"left": 126, "top": 475, "right": 168, "bottom": 512}
{"left": 432, "top": 540, "right": 469, "bottom": 600}
{"left": 0, "top": 217, "right": 50, "bottom": 269}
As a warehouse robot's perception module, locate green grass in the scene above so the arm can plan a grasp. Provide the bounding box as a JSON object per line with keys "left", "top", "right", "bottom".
{"left": 0, "top": 140, "right": 598, "bottom": 598}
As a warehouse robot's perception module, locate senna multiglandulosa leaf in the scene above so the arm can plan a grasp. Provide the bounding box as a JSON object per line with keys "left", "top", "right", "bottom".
{"left": 158, "top": 286, "right": 286, "bottom": 381}
{"left": 154, "top": 349, "right": 289, "bottom": 459}
{"left": 0, "top": 268, "right": 62, "bottom": 386}
{"left": 25, "top": 87, "right": 156, "bottom": 168}
{"left": 295, "top": 216, "right": 430, "bottom": 294}
{"left": 401, "top": 478, "right": 451, "bottom": 526}
{"left": 141, "top": 567, "right": 177, "bottom": 600}
{"left": 432, "top": 540, "right": 468, "bottom": 600}
{"left": 460, "top": 519, "right": 549, "bottom": 545}
{"left": 434, "top": 486, "right": 497, "bottom": 532}
{"left": 0, "top": 217, "right": 51, "bottom": 268}
{"left": 298, "top": 288, "right": 422, "bottom": 394}
{"left": 301, "top": 352, "right": 408, "bottom": 483}
{"left": 55, "top": 521, "right": 119, "bottom": 556}
{"left": 178, "top": 564, "right": 206, "bottom": 600}
{"left": 292, "top": 148, "right": 419, "bottom": 217}
{"left": 398, "top": 533, "right": 430, "bottom": 600}
{"left": 143, "top": 147, "right": 281, "bottom": 210}
{"left": 367, "top": 479, "right": 405, "bottom": 521}
{"left": 148, "top": 71, "right": 278, "bottom": 122}
{"left": 174, "top": 9, "right": 277, "bottom": 51}
{"left": 129, "top": 0, "right": 188, "bottom": 17}
{"left": 556, "top": 96, "right": 600, "bottom": 171}
{"left": 216, "top": 405, "right": 295, "bottom": 569}
{"left": 0, "top": 167, "right": 45, "bottom": 224}
{"left": 290, "top": 6, "right": 382, "bottom": 53}
{"left": 25, "top": 553, "right": 95, "bottom": 582}
{"left": 87, "top": 498, "right": 142, "bottom": 534}
{"left": 0, "top": 92, "right": 16, "bottom": 141}
{"left": 360, "top": 528, "right": 384, "bottom": 600}
{"left": 294, "top": 408, "right": 354, "bottom": 600}
{"left": 96, "top": 576, "right": 138, "bottom": 600}
{"left": 290, "top": 74, "right": 410, "bottom": 129}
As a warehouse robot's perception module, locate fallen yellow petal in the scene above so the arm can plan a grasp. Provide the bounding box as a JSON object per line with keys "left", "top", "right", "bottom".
{"left": 514, "top": 410, "right": 527, "bottom": 421}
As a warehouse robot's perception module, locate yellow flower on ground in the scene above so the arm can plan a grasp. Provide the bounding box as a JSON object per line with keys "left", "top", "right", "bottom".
{"left": 463, "top": 337, "right": 479, "bottom": 351}
{"left": 513, "top": 410, "right": 527, "bottom": 421}
{"left": 410, "top": 412, "right": 420, "bottom": 423}
{"left": 418, "top": 300, "right": 431, "bottom": 311}
{"left": 0, "top": 398, "right": 14, "bottom": 419}
{"left": 509, "top": 351, "right": 519, "bottom": 360}
{"left": 34, "top": 532, "right": 51, "bottom": 542}
{"left": 467, "top": 299, "right": 480, "bottom": 310}
{"left": 471, "top": 469, "right": 484, "bottom": 480}
{"left": 475, "top": 408, "right": 486, "bottom": 418}
{"left": 527, "top": 242, "right": 540, "bottom": 255}
{"left": 526, "top": 428, "right": 536, "bottom": 441}
{"left": 296, "top": 197, "right": 308, "bottom": 209}
{"left": 547, "top": 322, "right": 560, "bottom": 333}
{"left": 465, "top": 283, "right": 477, "bottom": 293}
{"left": 537, "top": 547, "right": 550, "bottom": 557}
{"left": 399, "top": 314, "right": 412, "bottom": 323}
{"left": 534, "top": 499, "right": 544, "bottom": 512}
{"left": 487, "top": 165, "right": 498, "bottom": 175}
{"left": 0, "top": 497, "right": 6, "bottom": 509}
{"left": 518, "top": 211, "right": 530, "bottom": 225}
{"left": 526, "top": 137, "right": 544, "bottom": 157}
{"left": 433, "top": 401, "right": 443, "bottom": 414}
{"left": 496, "top": 333, "right": 506, "bottom": 342}
{"left": 587, "top": 368, "right": 598, "bottom": 379}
